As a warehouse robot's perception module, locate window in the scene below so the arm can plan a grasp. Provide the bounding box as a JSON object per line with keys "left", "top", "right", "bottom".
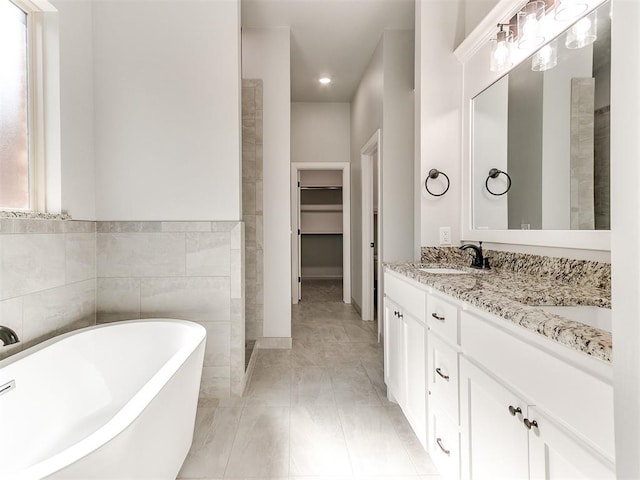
{"left": 0, "top": 0, "right": 30, "bottom": 210}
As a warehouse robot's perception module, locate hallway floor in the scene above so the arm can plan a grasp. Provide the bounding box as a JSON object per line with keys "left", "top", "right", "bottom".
{"left": 178, "top": 300, "right": 440, "bottom": 480}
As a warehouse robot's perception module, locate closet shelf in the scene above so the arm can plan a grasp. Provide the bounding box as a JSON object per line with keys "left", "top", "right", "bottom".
{"left": 301, "top": 231, "right": 343, "bottom": 235}
{"left": 300, "top": 185, "right": 342, "bottom": 190}
{"left": 300, "top": 204, "right": 343, "bottom": 212}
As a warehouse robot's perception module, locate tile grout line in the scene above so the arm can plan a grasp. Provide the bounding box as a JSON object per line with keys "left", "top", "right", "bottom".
{"left": 221, "top": 404, "right": 246, "bottom": 479}
{"left": 384, "top": 405, "right": 423, "bottom": 477}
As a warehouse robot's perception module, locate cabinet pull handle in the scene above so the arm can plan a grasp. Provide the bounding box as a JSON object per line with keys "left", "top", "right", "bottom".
{"left": 435, "top": 367, "right": 450, "bottom": 381}
{"left": 398, "top": 312, "right": 403, "bottom": 319}
{"left": 508, "top": 405, "right": 522, "bottom": 416}
{"left": 394, "top": 311, "right": 398, "bottom": 317}
{"left": 431, "top": 312, "right": 445, "bottom": 321}
{"left": 523, "top": 418, "right": 538, "bottom": 430}
{"left": 436, "top": 437, "right": 450, "bottom": 456}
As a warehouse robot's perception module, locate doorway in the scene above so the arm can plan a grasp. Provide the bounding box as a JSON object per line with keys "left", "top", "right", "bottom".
{"left": 361, "top": 130, "right": 382, "bottom": 332}
{"left": 291, "top": 162, "right": 351, "bottom": 305}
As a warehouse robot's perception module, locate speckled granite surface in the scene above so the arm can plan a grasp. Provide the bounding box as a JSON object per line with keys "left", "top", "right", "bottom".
{"left": 0, "top": 210, "right": 71, "bottom": 220}
{"left": 389, "top": 247, "right": 612, "bottom": 362}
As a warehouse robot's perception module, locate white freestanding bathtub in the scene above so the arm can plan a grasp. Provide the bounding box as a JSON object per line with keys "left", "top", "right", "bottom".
{"left": 0, "top": 319, "right": 206, "bottom": 480}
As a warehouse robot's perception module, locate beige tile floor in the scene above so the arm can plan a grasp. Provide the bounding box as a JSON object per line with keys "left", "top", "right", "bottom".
{"left": 300, "top": 279, "right": 343, "bottom": 303}
{"left": 178, "top": 299, "right": 440, "bottom": 480}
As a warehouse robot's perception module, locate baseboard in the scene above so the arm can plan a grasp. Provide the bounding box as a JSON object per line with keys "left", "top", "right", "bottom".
{"left": 301, "top": 275, "right": 343, "bottom": 280}
{"left": 351, "top": 298, "right": 362, "bottom": 315}
{"left": 256, "top": 337, "right": 292, "bottom": 349}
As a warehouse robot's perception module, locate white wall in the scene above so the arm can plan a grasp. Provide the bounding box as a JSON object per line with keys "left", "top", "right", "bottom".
{"left": 92, "top": 0, "right": 241, "bottom": 221}
{"left": 242, "top": 27, "right": 292, "bottom": 339}
{"left": 54, "top": 0, "right": 96, "bottom": 220}
{"left": 291, "top": 103, "right": 350, "bottom": 163}
{"left": 417, "top": 0, "right": 465, "bottom": 247}
{"left": 351, "top": 30, "right": 415, "bottom": 310}
{"left": 611, "top": 0, "right": 640, "bottom": 476}
{"left": 542, "top": 45, "right": 593, "bottom": 230}
{"left": 473, "top": 75, "right": 508, "bottom": 230}
{"left": 350, "top": 39, "right": 383, "bottom": 310}
{"left": 381, "top": 30, "right": 415, "bottom": 263}
{"left": 464, "top": 0, "right": 499, "bottom": 37}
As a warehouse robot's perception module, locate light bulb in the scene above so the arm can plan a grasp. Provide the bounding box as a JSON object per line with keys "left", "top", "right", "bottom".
{"left": 539, "top": 44, "right": 552, "bottom": 62}
{"left": 517, "top": 1, "right": 546, "bottom": 49}
{"left": 490, "top": 28, "right": 513, "bottom": 72}
{"left": 575, "top": 17, "right": 591, "bottom": 39}
{"left": 531, "top": 40, "right": 558, "bottom": 71}
{"left": 522, "top": 13, "right": 538, "bottom": 38}
{"left": 565, "top": 13, "right": 597, "bottom": 49}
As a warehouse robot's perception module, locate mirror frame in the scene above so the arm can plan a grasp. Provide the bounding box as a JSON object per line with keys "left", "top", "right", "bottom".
{"left": 454, "top": 0, "right": 610, "bottom": 251}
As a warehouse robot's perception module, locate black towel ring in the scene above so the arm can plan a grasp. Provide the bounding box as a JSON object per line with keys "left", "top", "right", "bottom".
{"left": 485, "top": 168, "right": 511, "bottom": 196}
{"left": 425, "top": 169, "right": 450, "bottom": 197}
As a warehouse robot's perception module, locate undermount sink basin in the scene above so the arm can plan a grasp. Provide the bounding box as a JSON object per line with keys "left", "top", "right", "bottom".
{"left": 419, "top": 267, "right": 469, "bottom": 275}
{"left": 532, "top": 305, "right": 612, "bottom": 332}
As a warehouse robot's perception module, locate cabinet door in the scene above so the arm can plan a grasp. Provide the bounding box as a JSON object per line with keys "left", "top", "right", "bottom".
{"left": 527, "top": 406, "right": 615, "bottom": 480}
{"left": 427, "top": 332, "right": 459, "bottom": 423}
{"left": 402, "top": 312, "right": 427, "bottom": 448}
{"left": 384, "top": 298, "right": 404, "bottom": 405}
{"left": 429, "top": 406, "right": 461, "bottom": 480}
{"left": 460, "top": 358, "right": 529, "bottom": 480}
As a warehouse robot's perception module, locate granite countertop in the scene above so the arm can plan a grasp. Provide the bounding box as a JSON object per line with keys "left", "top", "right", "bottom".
{"left": 385, "top": 260, "right": 612, "bottom": 363}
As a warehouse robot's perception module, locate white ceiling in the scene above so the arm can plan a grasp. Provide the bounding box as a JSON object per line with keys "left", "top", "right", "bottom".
{"left": 241, "top": 0, "right": 415, "bottom": 102}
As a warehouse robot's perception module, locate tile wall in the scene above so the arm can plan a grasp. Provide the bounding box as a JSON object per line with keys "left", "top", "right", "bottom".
{"left": 96, "top": 221, "right": 245, "bottom": 398}
{"left": 242, "top": 79, "right": 264, "bottom": 342}
{"left": 570, "top": 77, "right": 596, "bottom": 230}
{"left": 0, "top": 218, "right": 96, "bottom": 360}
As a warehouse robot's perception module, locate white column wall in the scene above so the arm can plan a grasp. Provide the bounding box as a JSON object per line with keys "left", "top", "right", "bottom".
{"left": 350, "top": 39, "right": 384, "bottom": 310}
{"left": 417, "top": 0, "right": 465, "bottom": 247}
{"left": 381, "top": 30, "right": 415, "bottom": 264}
{"left": 611, "top": 0, "right": 640, "bottom": 477}
{"left": 242, "top": 27, "right": 292, "bottom": 339}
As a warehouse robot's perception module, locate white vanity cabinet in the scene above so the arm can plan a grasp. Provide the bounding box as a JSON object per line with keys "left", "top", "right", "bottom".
{"left": 460, "top": 357, "right": 530, "bottom": 480}
{"left": 383, "top": 272, "right": 428, "bottom": 447}
{"left": 382, "top": 267, "right": 615, "bottom": 480}
{"left": 426, "top": 293, "right": 462, "bottom": 480}
{"left": 459, "top": 308, "right": 615, "bottom": 480}
{"left": 460, "top": 355, "right": 615, "bottom": 480}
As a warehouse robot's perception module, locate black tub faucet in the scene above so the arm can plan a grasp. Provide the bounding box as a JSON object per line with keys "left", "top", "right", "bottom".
{"left": 0, "top": 325, "right": 20, "bottom": 346}
{"left": 460, "top": 242, "right": 489, "bottom": 269}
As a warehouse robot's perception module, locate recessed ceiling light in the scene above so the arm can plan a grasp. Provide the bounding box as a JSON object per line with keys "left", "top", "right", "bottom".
{"left": 319, "top": 77, "right": 332, "bottom": 85}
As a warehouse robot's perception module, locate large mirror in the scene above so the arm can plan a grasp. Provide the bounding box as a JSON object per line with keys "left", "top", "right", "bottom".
{"left": 472, "top": 1, "right": 610, "bottom": 231}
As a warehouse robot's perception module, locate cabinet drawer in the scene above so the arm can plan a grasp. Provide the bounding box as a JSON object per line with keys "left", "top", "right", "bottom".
{"left": 429, "top": 407, "right": 461, "bottom": 480}
{"left": 428, "top": 333, "right": 459, "bottom": 423}
{"left": 461, "top": 310, "right": 615, "bottom": 461}
{"left": 384, "top": 271, "right": 427, "bottom": 322}
{"left": 427, "top": 293, "right": 460, "bottom": 345}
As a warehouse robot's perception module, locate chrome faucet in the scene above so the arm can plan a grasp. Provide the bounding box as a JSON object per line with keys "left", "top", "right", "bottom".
{"left": 460, "top": 241, "right": 490, "bottom": 269}
{"left": 0, "top": 326, "right": 20, "bottom": 346}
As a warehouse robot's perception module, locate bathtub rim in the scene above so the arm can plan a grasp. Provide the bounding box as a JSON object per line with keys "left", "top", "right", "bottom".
{"left": 1, "top": 318, "right": 206, "bottom": 480}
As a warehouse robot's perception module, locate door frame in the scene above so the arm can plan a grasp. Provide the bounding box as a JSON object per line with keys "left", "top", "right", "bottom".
{"left": 361, "top": 129, "right": 382, "bottom": 324}
{"left": 290, "top": 162, "right": 351, "bottom": 304}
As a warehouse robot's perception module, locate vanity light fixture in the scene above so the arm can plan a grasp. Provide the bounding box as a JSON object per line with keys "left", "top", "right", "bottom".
{"left": 318, "top": 77, "right": 332, "bottom": 85}
{"left": 531, "top": 40, "right": 558, "bottom": 71}
{"left": 554, "top": 0, "right": 588, "bottom": 21}
{"left": 517, "top": 0, "right": 546, "bottom": 49}
{"left": 490, "top": 24, "right": 514, "bottom": 72}
{"left": 565, "top": 12, "right": 597, "bottom": 49}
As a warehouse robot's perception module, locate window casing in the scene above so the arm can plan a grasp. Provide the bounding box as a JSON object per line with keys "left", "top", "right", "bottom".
{"left": 0, "top": 0, "right": 56, "bottom": 213}
{"left": 0, "top": 0, "right": 31, "bottom": 210}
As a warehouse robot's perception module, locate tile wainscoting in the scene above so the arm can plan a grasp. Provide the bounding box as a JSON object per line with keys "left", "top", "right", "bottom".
{"left": 96, "top": 221, "right": 246, "bottom": 398}
{"left": 0, "top": 218, "right": 97, "bottom": 360}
